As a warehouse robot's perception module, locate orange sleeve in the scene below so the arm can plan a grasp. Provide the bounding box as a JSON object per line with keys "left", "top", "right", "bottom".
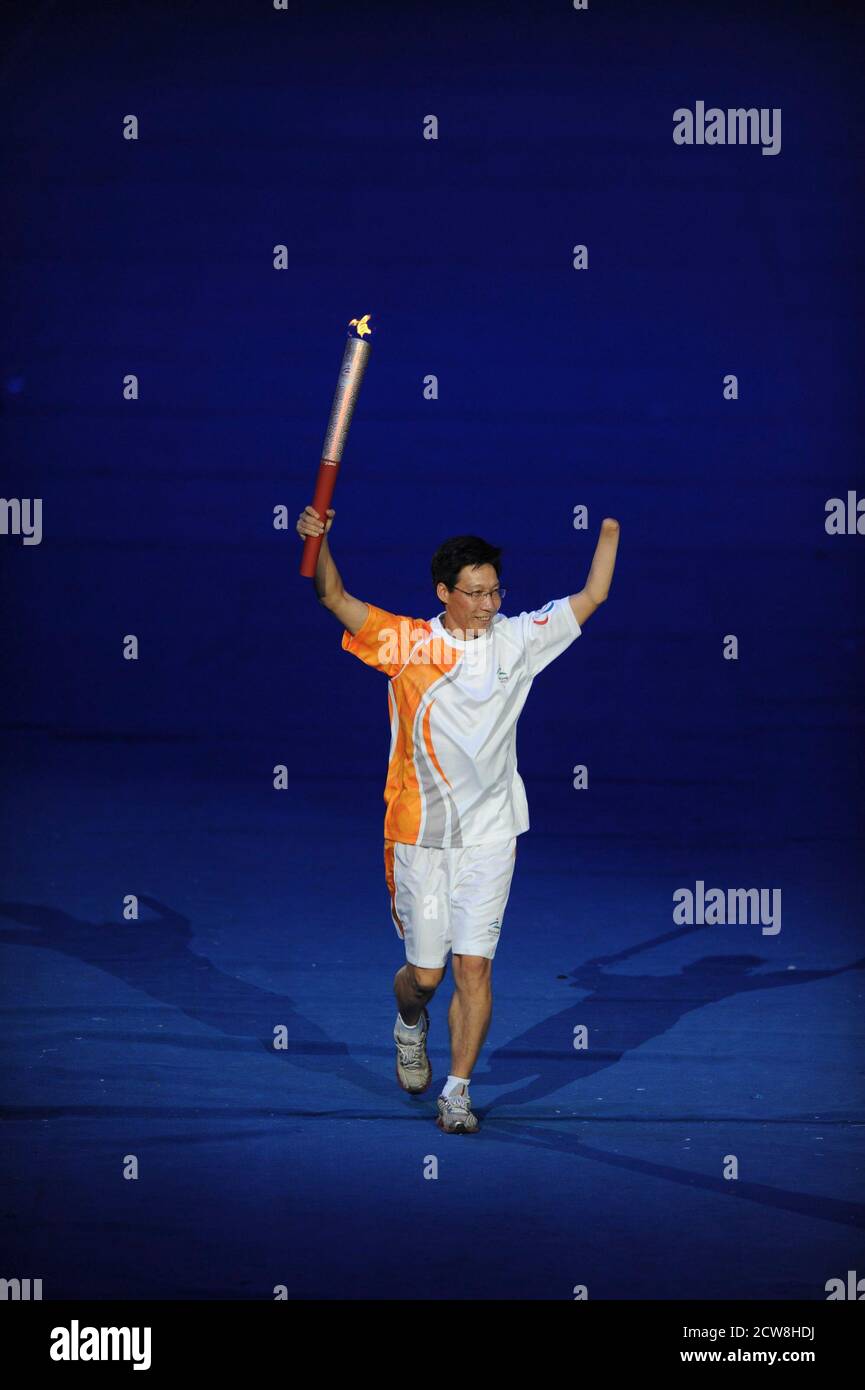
{"left": 341, "top": 603, "right": 431, "bottom": 677}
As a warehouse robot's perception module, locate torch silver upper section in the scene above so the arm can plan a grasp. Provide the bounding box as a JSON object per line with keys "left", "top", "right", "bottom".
{"left": 321, "top": 335, "right": 372, "bottom": 462}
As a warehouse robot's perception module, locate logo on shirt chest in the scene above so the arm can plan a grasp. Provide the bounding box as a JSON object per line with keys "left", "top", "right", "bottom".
{"left": 496, "top": 665, "right": 510, "bottom": 685}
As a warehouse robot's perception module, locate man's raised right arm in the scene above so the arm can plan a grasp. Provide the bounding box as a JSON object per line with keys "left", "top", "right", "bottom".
{"left": 296, "top": 504, "right": 369, "bottom": 637}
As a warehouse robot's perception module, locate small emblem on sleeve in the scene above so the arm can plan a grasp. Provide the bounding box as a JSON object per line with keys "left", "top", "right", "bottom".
{"left": 532, "top": 601, "right": 554, "bottom": 626}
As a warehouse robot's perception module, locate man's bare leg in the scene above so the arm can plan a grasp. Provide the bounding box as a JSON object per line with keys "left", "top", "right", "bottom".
{"left": 448, "top": 954, "right": 493, "bottom": 1076}
{"left": 394, "top": 961, "right": 445, "bottom": 1025}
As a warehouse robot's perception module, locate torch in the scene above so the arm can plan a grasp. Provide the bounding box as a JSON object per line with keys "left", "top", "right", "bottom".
{"left": 299, "top": 313, "right": 373, "bottom": 578}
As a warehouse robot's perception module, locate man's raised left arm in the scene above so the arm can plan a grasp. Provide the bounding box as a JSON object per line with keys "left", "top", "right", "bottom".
{"left": 569, "top": 518, "right": 620, "bottom": 626}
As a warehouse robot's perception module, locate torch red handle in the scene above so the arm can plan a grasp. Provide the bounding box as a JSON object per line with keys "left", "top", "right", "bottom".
{"left": 299, "top": 457, "right": 341, "bottom": 578}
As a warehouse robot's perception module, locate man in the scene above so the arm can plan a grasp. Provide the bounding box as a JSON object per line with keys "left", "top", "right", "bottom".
{"left": 297, "top": 503, "right": 620, "bottom": 1133}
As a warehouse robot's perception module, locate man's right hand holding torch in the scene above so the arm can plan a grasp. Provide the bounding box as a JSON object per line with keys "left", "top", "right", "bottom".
{"left": 297, "top": 505, "right": 369, "bottom": 637}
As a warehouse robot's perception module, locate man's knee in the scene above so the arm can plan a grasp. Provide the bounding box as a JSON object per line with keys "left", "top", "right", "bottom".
{"left": 407, "top": 962, "right": 446, "bottom": 993}
{"left": 452, "top": 953, "right": 492, "bottom": 990}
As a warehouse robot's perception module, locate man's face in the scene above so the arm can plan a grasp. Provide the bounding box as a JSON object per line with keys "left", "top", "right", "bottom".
{"left": 437, "top": 563, "right": 501, "bottom": 634}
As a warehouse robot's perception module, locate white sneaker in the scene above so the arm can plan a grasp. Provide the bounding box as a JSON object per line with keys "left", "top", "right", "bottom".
{"left": 436, "top": 1087, "right": 479, "bottom": 1134}
{"left": 393, "top": 1008, "right": 432, "bottom": 1093}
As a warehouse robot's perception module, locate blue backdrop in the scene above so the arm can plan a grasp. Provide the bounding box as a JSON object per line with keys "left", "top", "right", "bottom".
{"left": 1, "top": 0, "right": 863, "bottom": 1301}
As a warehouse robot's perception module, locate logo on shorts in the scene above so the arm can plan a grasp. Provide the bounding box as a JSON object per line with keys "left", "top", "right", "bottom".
{"left": 496, "top": 665, "right": 509, "bottom": 684}
{"left": 487, "top": 919, "right": 500, "bottom": 935}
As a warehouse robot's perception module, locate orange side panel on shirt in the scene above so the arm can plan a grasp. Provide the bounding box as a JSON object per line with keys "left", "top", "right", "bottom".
{"left": 383, "top": 656, "right": 458, "bottom": 843}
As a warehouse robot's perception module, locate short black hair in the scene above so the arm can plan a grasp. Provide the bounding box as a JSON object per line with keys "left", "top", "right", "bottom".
{"left": 431, "top": 535, "right": 503, "bottom": 593}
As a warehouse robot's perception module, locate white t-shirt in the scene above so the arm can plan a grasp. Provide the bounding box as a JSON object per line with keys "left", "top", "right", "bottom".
{"left": 342, "top": 596, "right": 581, "bottom": 847}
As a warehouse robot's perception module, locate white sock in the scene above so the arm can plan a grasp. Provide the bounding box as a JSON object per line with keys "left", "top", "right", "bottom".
{"left": 442, "top": 1074, "right": 470, "bottom": 1098}
{"left": 397, "top": 1011, "right": 424, "bottom": 1037}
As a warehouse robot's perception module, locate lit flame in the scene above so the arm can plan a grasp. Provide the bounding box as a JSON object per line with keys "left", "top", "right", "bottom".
{"left": 348, "top": 314, "right": 372, "bottom": 337}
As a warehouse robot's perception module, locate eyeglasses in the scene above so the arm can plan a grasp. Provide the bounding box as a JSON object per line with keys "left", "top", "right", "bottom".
{"left": 451, "top": 586, "right": 506, "bottom": 602}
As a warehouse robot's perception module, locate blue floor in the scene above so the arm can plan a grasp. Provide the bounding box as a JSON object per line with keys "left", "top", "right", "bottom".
{"left": 2, "top": 735, "right": 862, "bottom": 1299}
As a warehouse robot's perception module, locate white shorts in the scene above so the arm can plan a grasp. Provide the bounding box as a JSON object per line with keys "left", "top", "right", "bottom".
{"left": 383, "top": 835, "right": 518, "bottom": 968}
